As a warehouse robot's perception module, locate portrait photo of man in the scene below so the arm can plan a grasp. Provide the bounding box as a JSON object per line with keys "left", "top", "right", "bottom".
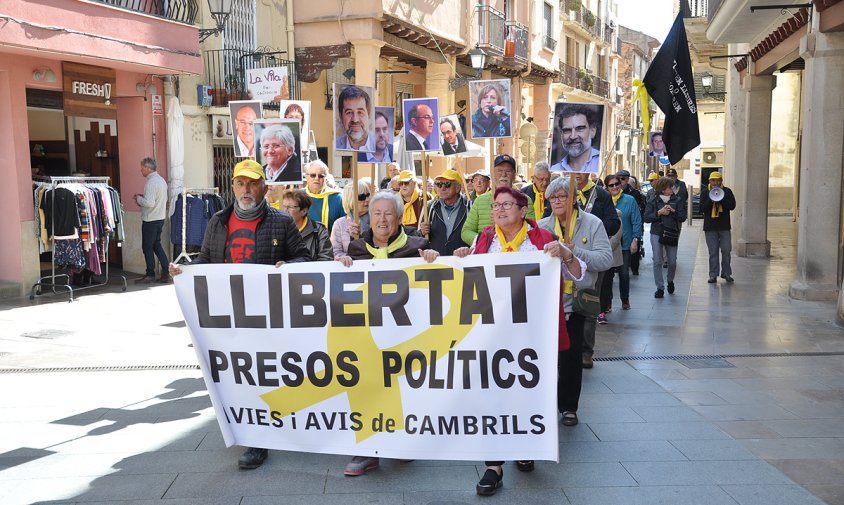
{"left": 649, "top": 131, "right": 668, "bottom": 157}
{"left": 440, "top": 114, "right": 467, "bottom": 155}
{"left": 550, "top": 102, "right": 604, "bottom": 173}
{"left": 229, "top": 100, "right": 263, "bottom": 158}
{"left": 403, "top": 98, "right": 440, "bottom": 152}
{"left": 254, "top": 119, "right": 301, "bottom": 184}
{"left": 358, "top": 107, "right": 395, "bottom": 164}
{"left": 333, "top": 84, "right": 376, "bottom": 152}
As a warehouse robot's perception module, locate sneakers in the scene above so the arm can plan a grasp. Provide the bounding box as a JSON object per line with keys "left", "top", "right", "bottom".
{"left": 238, "top": 447, "right": 268, "bottom": 469}
{"left": 654, "top": 288, "right": 664, "bottom": 299}
{"left": 622, "top": 302, "right": 631, "bottom": 310}
{"left": 134, "top": 275, "right": 155, "bottom": 285}
{"left": 708, "top": 277, "right": 717, "bottom": 284}
{"left": 597, "top": 312, "right": 608, "bottom": 324}
{"left": 667, "top": 281, "right": 675, "bottom": 294}
{"left": 344, "top": 456, "right": 379, "bottom": 476}
{"left": 582, "top": 355, "right": 593, "bottom": 369}
{"left": 723, "top": 275, "right": 734, "bottom": 283}
{"left": 476, "top": 467, "right": 503, "bottom": 496}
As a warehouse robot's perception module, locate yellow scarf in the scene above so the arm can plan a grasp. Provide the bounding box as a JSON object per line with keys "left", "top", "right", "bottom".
{"left": 401, "top": 189, "right": 420, "bottom": 226}
{"left": 365, "top": 228, "right": 408, "bottom": 259}
{"left": 577, "top": 179, "right": 595, "bottom": 206}
{"left": 532, "top": 184, "right": 545, "bottom": 218}
{"left": 709, "top": 185, "right": 724, "bottom": 218}
{"left": 269, "top": 201, "right": 280, "bottom": 210}
{"left": 298, "top": 217, "right": 308, "bottom": 233}
{"left": 306, "top": 187, "right": 340, "bottom": 225}
{"left": 554, "top": 210, "right": 578, "bottom": 295}
{"left": 495, "top": 221, "right": 529, "bottom": 252}
{"left": 611, "top": 191, "right": 622, "bottom": 206}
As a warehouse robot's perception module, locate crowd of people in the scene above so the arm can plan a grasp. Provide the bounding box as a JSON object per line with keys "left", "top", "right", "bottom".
{"left": 167, "top": 153, "right": 735, "bottom": 496}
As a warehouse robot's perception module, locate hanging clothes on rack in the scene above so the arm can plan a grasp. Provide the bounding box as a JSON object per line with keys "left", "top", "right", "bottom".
{"left": 170, "top": 190, "right": 224, "bottom": 248}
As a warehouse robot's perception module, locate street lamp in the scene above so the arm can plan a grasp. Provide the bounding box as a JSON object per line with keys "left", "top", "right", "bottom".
{"left": 701, "top": 73, "right": 726, "bottom": 97}
{"left": 449, "top": 45, "right": 488, "bottom": 91}
{"left": 199, "top": 0, "right": 233, "bottom": 42}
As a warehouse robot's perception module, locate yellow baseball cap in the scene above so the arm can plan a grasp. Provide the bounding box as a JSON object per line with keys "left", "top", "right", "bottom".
{"left": 436, "top": 169, "right": 464, "bottom": 184}
{"left": 647, "top": 172, "right": 659, "bottom": 181}
{"left": 709, "top": 171, "right": 723, "bottom": 180}
{"left": 232, "top": 159, "right": 265, "bottom": 180}
{"left": 398, "top": 170, "right": 416, "bottom": 182}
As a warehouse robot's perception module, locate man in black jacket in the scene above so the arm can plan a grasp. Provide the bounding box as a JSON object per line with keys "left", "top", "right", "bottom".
{"left": 699, "top": 171, "right": 736, "bottom": 283}
{"left": 419, "top": 169, "right": 471, "bottom": 255}
{"left": 574, "top": 173, "right": 620, "bottom": 369}
{"left": 168, "top": 159, "right": 310, "bottom": 470}
{"left": 521, "top": 161, "right": 552, "bottom": 220}
{"left": 617, "top": 169, "right": 646, "bottom": 274}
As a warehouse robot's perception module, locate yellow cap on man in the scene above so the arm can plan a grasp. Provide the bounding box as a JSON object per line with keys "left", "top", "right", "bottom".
{"left": 233, "top": 159, "right": 265, "bottom": 180}
{"left": 436, "top": 169, "right": 464, "bottom": 184}
{"left": 709, "top": 171, "right": 723, "bottom": 180}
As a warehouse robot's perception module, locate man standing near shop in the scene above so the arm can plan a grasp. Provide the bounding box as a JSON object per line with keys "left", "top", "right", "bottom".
{"left": 168, "top": 159, "right": 309, "bottom": 470}
{"left": 134, "top": 157, "right": 169, "bottom": 284}
{"left": 700, "top": 171, "right": 736, "bottom": 284}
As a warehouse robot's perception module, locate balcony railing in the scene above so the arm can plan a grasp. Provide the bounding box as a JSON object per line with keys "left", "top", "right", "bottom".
{"left": 560, "top": 62, "right": 608, "bottom": 98}
{"left": 603, "top": 23, "right": 613, "bottom": 44}
{"left": 504, "top": 21, "right": 529, "bottom": 62}
{"left": 478, "top": 5, "right": 507, "bottom": 54}
{"left": 560, "top": 1, "right": 603, "bottom": 40}
{"left": 544, "top": 36, "right": 558, "bottom": 51}
{"left": 203, "top": 49, "right": 299, "bottom": 107}
{"left": 93, "top": 0, "right": 199, "bottom": 25}
{"left": 593, "top": 76, "right": 610, "bottom": 99}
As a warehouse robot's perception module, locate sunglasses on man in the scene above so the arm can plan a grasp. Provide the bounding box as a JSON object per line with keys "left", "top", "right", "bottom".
{"left": 434, "top": 181, "right": 456, "bottom": 189}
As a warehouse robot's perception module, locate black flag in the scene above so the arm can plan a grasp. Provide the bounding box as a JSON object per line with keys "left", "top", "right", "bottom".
{"left": 643, "top": 13, "right": 700, "bottom": 166}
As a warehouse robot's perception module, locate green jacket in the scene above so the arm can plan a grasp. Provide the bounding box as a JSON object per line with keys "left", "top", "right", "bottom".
{"left": 461, "top": 190, "right": 535, "bottom": 246}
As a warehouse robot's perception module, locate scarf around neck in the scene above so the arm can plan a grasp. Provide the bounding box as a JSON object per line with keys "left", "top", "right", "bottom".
{"left": 532, "top": 184, "right": 545, "bottom": 217}
{"left": 233, "top": 198, "right": 267, "bottom": 222}
{"left": 709, "top": 184, "right": 723, "bottom": 218}
{"left": 495, "top": 221, "right": 529, "bottom": 252}
{"left": 577, "top": 179, "right": 596, "bottom": 206}
{"left": 365, "top": 227, "right": 408, "bottom": 259}
{"left": 401, "top": 189, "right": 420, "bottom": 226}
{"left": 611, "top": 191, "right": 622, "bottom": 205}
{"left": 306, "top": 187, "right": 340, "bottom": 225}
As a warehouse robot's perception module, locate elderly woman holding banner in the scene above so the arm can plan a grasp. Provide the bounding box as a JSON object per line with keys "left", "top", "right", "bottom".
{"left": 453, "top": 186, "right": 584, "bottom": 496}
{"left": 330, "top": 177, "right": 373, "bottom": 258}
{"left": 336, "top": 190, "right": 439, "bottom": 476}
{"left": 538, "top": 176, "right": 612, "bottom": 426}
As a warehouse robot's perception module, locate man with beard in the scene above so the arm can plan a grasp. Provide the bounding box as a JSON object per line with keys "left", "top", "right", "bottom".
{"left": 335, "top": 85, "right": 376, "bottom": 152}
{"left": 358, "top": 110, "right": 393, "bottom": 163}
{"left": 167, "top": 159, "right": 309, "bottom": 470}
{"left": 405, "top": 103, "right": 436, "bottom": 151}
{"left": 551, "top": 104, "right": 601, "bottom": 172}
{"left": 440, "top": 117, "right": 467, "bottom": 155}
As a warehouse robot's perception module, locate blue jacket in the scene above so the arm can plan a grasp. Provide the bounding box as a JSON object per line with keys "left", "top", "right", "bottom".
{"left": 614, "top": 193, "right": 642, "bottom": 251}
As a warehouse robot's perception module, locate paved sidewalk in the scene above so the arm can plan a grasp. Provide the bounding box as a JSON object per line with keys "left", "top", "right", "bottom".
{"left": 0, "top": 217, "right": 842, "bottom": 504}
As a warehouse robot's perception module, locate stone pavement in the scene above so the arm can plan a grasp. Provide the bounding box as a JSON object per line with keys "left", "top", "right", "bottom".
{"left": 0, "top": 217, "right": 842, "bottom": 505}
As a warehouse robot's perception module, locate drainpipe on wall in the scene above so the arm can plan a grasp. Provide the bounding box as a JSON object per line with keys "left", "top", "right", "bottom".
{"left": 286, "top": 0, "right": 295, "bottom": 59}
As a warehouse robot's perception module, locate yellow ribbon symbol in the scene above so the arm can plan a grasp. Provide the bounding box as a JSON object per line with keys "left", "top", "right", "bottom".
{"left": 261, "top": 263, "right": 477, "bottom": 443}
{"left": 632, "top": 79, "right": 651, "bottom": 143}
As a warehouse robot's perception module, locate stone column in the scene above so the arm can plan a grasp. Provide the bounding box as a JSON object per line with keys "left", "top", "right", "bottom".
{"left": 532, "top": 81, "right": 551, "bottom": 165}
{"left": 351, "top": 40, "right": 385, "bottom": 88}
{"left": 789, "top": 32, "right": 844, "bottom": 301}
{"left": 736, "top": 74, "right": 775, "bottom": 257}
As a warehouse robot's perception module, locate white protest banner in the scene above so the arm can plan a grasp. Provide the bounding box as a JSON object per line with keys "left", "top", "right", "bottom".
{"left": 246, "top": 66, "right": 289, "bottom": 103}
{"left": 173, "top": 253, "right": 560, "bottom": 462}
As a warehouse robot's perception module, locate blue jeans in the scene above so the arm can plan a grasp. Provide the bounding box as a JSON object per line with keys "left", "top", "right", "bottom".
{"left": 141, "top": 219, "right": 168, "bottom": 277}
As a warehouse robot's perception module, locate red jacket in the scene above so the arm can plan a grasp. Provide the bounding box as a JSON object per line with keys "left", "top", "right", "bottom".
{"left": 473, "top": 221, "right": 570, "bottom": 351}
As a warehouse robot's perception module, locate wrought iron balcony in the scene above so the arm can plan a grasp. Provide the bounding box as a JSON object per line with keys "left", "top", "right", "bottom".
{"left": 478, "top": 5, "right": 507, "bottom": 55}
{"left": 544, "top": 36, "right": 558, "bottom": 51}
{"left": 504, "top": 21, "right": 529, "bottom": 62}
{"left": 560, "top": 62, "right": 609, "bottom": 99}
{"left": 93, "top": 0, "right": 199, "bottom": 25}
{"left": 593, "top": 76, "right": 610, "bottom": 99}
{"left": 202, "top": 48, "right": 299, "bottom": 107}
{"left": 560, "top": 1, "right": 603, "bottom": 40}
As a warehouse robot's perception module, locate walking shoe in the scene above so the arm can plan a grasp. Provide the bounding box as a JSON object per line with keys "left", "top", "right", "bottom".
{"left": 606, "top": 303, "right": 612, "bottom": 313}
{"left": 708, "top": 277, "right": 717, "bottom": 283}
{"left": 622, "top": 301, "right": 631, "bottom": 310}
{"left": 582, "top": 355, "right": 593, "bottom": 369}
{"left": 238, "top": 447, "right": 268, "bottom": 469}
{"left": 476, "top": 468, "right": 503, "bottom": 496}
{"left": 654, "top": 288, "right": 664, "bottom": 299}
{"left": 134, "top": 275, "right": 155, "bottom": 285}
{"left": 667, "top": 282, "right": 675, "bottom": 294}
{"left": 516, "top": 460, "right": 535, "bottom": 472}
{"left": 597, "top": 312, "right": 608, "bottom": 324}
{"left": 724, "top": 275, "right": 734, "bottom": 283}
{"left": 631, "top": 269, "right": 639, "bottom": 276}
{"left": 157, "top": 274, "right": 172, "bottom": 284}
{"left": 561, "top": 411, "right": 578, "bottom": 426}
{"left": 344, "top": 456, "right": 379, "bottom": 476}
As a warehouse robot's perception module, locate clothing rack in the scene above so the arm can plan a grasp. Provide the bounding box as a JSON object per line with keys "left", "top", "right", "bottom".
{"left": 173, "top": 187, "right": 219, "bottom": 264}
{"left": 30, "top": 175, "right": 127, "bottom": 302}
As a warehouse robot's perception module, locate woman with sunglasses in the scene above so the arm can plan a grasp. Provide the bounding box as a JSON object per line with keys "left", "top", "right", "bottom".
{"left": 601, "top": 174, "right": 641, "bottom": 313}
{"left": 418, "top": 170, "right": 471, "bottom": 255}
{"left": 329, "top": 178, "right": 372, "bottom": 258}
{"left": 279, "top": 190, "right": 333, "bottom": 261}
{"left": 454, "top": 186, "right": 584, "bottom": 496}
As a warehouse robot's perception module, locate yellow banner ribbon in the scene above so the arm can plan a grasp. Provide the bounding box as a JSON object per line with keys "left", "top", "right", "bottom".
{"left": 632, "top": 79, "right": 650, "bottom": 145}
